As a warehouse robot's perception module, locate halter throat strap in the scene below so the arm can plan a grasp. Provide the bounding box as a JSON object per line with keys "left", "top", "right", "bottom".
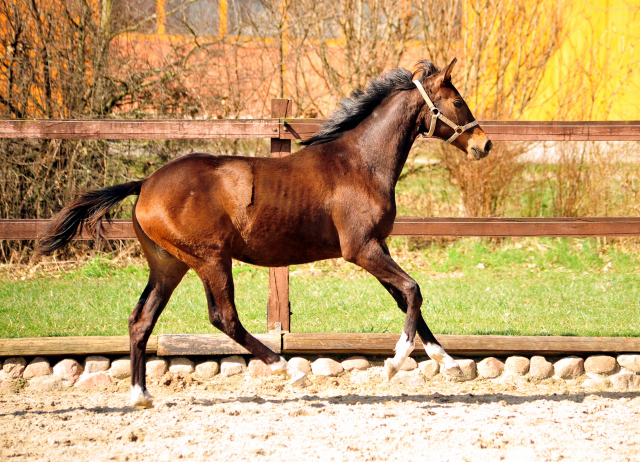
{"left": 413, "top": 80, "right": 479, "bottom": 144}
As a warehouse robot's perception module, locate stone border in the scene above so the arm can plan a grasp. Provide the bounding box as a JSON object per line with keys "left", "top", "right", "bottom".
{"left": 1, "top": 353, "right": 639, "bottom": 393}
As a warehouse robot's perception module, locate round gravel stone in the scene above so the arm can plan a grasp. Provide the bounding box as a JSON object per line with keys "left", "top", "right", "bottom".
{"left": 53, "top": 359, "right": 83, "bottom": 383}
{"left": 146, "top": 357, "right": 169, "bottom": 378}
{"left": 505, "top": 356, "right": 530, "bottom": 375}
{"left": 220, "top": 356, "right": 247, "bottom": 377}
{"left": 23, "top": 357, "right": 52, "bottom": 379}
{"left": 617, "top": 355, "right": 640, "bottom": 373}
{"left": 554, "top": 357, "right": 584, "bottom": 380}
{"left": 477, "top": 357, "right": 505, "bottom": 379}
{"left": 3, "top": 357, "right": 26, "bottom": 379}
{"left": 530, "top": 356, "right": 554, "bottom": 379}
{"left": 341, "top": 356, "right": 370, "bottom": 372}
{"left": 109, "top": 357, "right": 131, "bottom": 379}
{"left": 84, "top": 356, "right": 110, "bottom": 374}
{"left": 289, "top": 357, "right": 311, "bottom": 375}
{"left": 584, "top": 355, "right": 618, "bottom": 375}
{"left": 418, "top": 360, "right": 440, "bottom": 379}
{"left": 195, "top": 360, "right": 219, "bottom": 378}
{"left": 311, "top": 358, "right": 344, "bottom": 377}
{"left": 169, "top": 357, "right": 195, "bottom": 375}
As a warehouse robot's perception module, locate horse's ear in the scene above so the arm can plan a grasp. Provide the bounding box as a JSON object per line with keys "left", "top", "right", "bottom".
{"left": 443, "top": 57, "right": 457, "bottom": 83}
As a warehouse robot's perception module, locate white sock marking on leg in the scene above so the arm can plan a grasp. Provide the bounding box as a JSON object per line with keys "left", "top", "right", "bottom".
{"left": 131, "top": 384, "right": 153, "bottom": 407}
{"left": 269, "top": 356, "right": 310, "bottom": 386}
{"left": 425, "top": 342, "right": 446, "bottom": 362}
{"left": 270, "top": 357, "right": 289, "bottom": 375}
{"left": 425, "top": 342, "right": 458, "bottom": 369}
{"left": 391, "top": 332, "right": 415, "bottom": 371}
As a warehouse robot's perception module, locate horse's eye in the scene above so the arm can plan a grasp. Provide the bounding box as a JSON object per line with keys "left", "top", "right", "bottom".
{"left": 453, "top": 101, "right": 462, "bottom": 108}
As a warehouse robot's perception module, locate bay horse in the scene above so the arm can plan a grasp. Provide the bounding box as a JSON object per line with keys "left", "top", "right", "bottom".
{"left": 36, "top": 58, "right": 492, "bottom": 407}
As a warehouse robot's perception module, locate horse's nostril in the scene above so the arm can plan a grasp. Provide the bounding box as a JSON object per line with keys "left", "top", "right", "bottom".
{"left": 484, "top": 140, "right": 493, "bottom": 153}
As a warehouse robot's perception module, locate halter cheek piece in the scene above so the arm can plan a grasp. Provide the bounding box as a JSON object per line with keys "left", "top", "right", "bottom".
{"left": 413, "top": 80, "right": 479, "bottom": 144}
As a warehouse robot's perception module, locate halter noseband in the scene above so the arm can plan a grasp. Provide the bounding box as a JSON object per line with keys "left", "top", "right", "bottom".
{"left": 413, "top": 80, "right": 479, "bottom": 144}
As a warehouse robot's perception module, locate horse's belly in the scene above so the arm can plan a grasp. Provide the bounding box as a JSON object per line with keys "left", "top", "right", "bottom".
{"left": 233, "top": 246, "right": 341, "bottom": 267}
{"left": 232, "top": 213, "right": 341, "bottom": 266}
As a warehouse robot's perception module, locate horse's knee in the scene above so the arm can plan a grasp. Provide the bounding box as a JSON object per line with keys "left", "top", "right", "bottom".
{"left": 403, "top": 280, "right": 422, "bottom": 308}
{"left": 414, "top": 283, "right": 423, "bottom": 307}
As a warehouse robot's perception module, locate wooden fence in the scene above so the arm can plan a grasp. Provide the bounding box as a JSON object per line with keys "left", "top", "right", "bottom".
{"left": 3, "top": 333, "right": 640, "bottom": 357}
{"left": 1, "top": 100, "right": 640, "bottom": 344}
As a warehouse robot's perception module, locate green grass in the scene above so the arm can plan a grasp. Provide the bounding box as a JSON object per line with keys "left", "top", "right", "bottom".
{"left": 0, "top": 263, "right": 269, "bottom": 338}
{"left": 1, "top": 238, "right": 639, "bottom": 338}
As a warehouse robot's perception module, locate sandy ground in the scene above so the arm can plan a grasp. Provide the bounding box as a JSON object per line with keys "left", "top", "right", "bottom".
{"left": 1, "top": 367, "right": 640, "bottom": 462}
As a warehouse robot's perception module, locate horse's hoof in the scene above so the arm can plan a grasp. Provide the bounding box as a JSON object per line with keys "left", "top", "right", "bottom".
{"left": 270, "top": 357, "right": 289, "bottom": 376}
{"left": 136, "top": 398, "right": 154, "bottom": 408}
{"left": 443, "top": 363, "right": 464, "bottom": 378}
{"left": 290, "top": 372, "right": 311, "bottom": 388}
{"left": 131, "top": 385, "right": 154, "bottom": 408}
{"left": 385, "top": 358, "right": 399, "bottom": 381}
{"left": 132, "top": 395, "right": 154, "bottom": 408}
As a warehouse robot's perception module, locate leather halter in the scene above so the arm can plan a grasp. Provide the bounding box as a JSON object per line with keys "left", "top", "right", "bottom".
{"left": 413, "top": 80, "right": 479, "bottom": 144}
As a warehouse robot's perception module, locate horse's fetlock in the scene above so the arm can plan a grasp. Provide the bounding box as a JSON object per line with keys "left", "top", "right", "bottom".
{"left": 131, "top": 384, "right": 154, "bottom": 408}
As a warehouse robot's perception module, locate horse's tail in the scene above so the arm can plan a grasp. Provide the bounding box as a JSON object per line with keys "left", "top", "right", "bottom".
{"left": 35, "top": 181, "right": 144, "bottom": 256}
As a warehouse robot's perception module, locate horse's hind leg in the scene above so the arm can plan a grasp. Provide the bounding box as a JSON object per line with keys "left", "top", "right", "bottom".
{"left": 129, "top": 216, "right": 188, "bottom": 407}
{"left": 195, "top": 254, "right": 310, "bottom": 386}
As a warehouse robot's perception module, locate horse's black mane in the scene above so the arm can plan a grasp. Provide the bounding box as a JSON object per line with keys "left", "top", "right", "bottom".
{"left": 300, "top": 60, "right": 441, "bottom": 146}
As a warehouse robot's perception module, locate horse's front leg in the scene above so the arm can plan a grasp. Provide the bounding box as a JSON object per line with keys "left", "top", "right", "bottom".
{"left": 345, "top": 239, "right": 462, "bottom": 380}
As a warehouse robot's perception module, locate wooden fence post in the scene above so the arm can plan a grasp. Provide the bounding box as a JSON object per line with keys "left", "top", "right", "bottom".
{"left": 268, "top": 99, "right": 292, "bottom": 333}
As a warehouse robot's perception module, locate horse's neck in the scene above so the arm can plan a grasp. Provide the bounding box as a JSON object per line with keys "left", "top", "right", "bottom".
{"left": 349, "top": 91, "right": 422, "bottom": 187}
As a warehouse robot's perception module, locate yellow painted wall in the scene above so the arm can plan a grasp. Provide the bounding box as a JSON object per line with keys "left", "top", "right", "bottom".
{"left": 524, "top": 0, "right": 640, "bottom": 120}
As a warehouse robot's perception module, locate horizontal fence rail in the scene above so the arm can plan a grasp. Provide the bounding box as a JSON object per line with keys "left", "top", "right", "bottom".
{"left": 1, "top": 334, "right": 639, "bottom": 357}
{"left": 391, "top": 217, "right": 640, "bottom": 237}
{"left": 2, "top": 217, "right": 640, "bottom": 240}
{"left": 281, "top": 119, "right": 640, "bottom": 142}
{"left": 0, "top": 119, "right": 281, "bottom": 139}
{"left": 282, "top": 333, "right": 640, "bottom": 356}
{"left": 1, "top": 119, "right": 640, "bottom": 141}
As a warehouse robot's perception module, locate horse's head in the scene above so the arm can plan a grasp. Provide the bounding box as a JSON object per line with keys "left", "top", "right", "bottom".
{"left": 415, "top": 58, "right": 492, "bottom": 160}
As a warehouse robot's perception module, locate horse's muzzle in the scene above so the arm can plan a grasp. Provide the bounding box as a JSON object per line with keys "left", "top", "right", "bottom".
{"left": 471, "top": 139, "right": 492, "bottom": 160}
